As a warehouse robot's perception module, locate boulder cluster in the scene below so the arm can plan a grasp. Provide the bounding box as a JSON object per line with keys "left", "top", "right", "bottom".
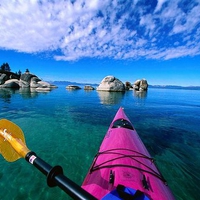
{"left": 133, "top": 79, "right": 148, "bottom": 91}
{"left": 0, "top": 71, "right": 56, "bottom": 91}
{"left": 96, "top": 76, "right": 148, "bottom": 92}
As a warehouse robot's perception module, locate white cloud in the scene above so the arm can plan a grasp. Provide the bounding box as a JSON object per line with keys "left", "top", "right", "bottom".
{"left": 0, "top": 0, "right": 200, "bottom": 61}
{"left": 171, "top": 2, "right": 200, "bottom": 35}
{"left": 154, "top": 0, "right": 167, "bottom": 13}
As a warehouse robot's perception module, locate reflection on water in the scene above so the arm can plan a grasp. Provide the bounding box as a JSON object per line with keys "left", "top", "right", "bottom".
{"left": 97, "top": 91, "right": 125, "bottom": 105}
{"left": 0, "top": 88, "right": 19, "bottom": 103}
{"left": 0, "top": 87, "right": 54, "bottom": 101}
{"left": 19, "top": 88, "right": 41, "bottom": 99}
{"left": 133, "top": 90, "right": 147, "bottom": 98}
{"left": 19, "top": 88, "right": 46, "bottom": 99}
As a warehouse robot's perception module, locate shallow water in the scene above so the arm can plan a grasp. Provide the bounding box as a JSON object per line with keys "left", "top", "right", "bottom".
{"left": 0, "top": 85, "right": 199, "bottom": 200}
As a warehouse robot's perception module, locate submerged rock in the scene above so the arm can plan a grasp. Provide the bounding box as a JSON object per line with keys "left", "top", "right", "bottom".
{"left": 97, "top": 76, "right": 125, "bottom": 92}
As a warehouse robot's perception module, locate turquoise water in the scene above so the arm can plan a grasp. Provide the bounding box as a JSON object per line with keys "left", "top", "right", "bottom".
{"left": 0, "top": 85, "right": 200, "bottom": 200}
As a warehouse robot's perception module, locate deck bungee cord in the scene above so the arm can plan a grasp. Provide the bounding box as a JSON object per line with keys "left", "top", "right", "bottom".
{"left": 89, "top": 148, "right": 167, "bottom": 184}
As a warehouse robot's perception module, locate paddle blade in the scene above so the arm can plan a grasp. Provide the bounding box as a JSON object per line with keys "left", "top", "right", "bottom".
{"left": 0, "top": 119, "right": 26, "bottom": 162}
{"left": 0, "top": 136, "right": 21, "bottom": 162}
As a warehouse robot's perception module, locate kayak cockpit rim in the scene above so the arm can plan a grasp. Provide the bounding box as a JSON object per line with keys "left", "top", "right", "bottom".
{"left": 111, "top": 119, "right": 134, "bottom": 130}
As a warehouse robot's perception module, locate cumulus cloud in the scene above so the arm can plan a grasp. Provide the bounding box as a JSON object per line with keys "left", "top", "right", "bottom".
{"left": 0, "top": 0, "right": 199, "bottom": 61}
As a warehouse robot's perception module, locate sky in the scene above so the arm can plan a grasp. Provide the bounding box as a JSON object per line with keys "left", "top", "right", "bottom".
{"left": 0, "top": 0, "right": 200, "bottom": 86}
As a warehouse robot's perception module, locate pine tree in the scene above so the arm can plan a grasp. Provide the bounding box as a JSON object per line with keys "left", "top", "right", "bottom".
{"left": 18, "top": 70, "right": 22, "bottom": 76}
{"left": 0, "top": 63, "right": 11, "bottom": 72}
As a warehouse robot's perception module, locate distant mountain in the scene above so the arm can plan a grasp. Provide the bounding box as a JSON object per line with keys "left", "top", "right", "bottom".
{"left": 148, "top": 85, "right": 200, "bottom": 90}
{"left": 50, "top": 81, "right": 99, "bottom": 87}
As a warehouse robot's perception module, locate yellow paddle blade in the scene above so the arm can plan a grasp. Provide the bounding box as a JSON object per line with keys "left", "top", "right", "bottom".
{"left": 0, "top": 119, "right": 26, "bottom": 162}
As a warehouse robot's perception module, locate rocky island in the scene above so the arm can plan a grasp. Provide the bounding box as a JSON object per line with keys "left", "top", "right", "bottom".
{"left": 0, "top": 69, "right": 57, "bottom": 91}
{"left": 97, "top": 76, "right": 125, "bottom": 92}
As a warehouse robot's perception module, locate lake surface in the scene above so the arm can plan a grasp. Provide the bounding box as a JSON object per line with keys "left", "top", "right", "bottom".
{"left": 0, "top": 85, "right": 199, "bottom": 200}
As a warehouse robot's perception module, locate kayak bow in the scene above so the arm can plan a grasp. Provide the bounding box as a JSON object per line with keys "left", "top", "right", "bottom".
{"left": 82, "top": 107, "right": 175, "bottom": 200}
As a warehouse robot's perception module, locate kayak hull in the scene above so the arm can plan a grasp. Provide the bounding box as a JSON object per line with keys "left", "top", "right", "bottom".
{"left": 82, "top": 107, "right": 175, "bottom": 200}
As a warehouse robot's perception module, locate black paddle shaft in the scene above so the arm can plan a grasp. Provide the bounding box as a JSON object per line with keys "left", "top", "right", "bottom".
{"left": 25, "top": 151, "right": 97, "bottom": 200}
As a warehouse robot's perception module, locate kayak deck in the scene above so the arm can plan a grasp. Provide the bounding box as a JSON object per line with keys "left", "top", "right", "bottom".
{"left": 90, "top": 148, "right": 165, "bottom": 184}
{"left": 82, "top": 107, "right": 175, "bottom": 200}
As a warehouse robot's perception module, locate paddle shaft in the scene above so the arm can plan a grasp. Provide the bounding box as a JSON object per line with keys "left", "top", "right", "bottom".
{"left": 25, "top": 152, "right": 97, "bottom": 200}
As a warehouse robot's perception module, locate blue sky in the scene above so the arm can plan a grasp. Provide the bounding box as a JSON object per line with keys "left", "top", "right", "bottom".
{"left": 0, "top": 0, "right": 200, "bottom": 86}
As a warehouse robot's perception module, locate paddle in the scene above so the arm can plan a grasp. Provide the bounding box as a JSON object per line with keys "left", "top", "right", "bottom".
{"left": 0, "top": 119, "right": 97, "bottom": 200}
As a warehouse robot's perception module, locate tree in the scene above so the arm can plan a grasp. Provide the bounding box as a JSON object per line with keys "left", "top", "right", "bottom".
{"left": 18, "top": 70, "right": 22, "bottom": 76}
{"left": 0, "top": 63, "right": 11, "bottom": 72}
{"left": 0, "top": 63, "right": 5, "bottom": 71}
{"left": 5, "top": 63, "right": 11, "bottom": 72}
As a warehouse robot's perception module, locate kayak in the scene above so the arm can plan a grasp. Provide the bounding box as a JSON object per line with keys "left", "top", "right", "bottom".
{"left": 82, "top": 107, "right": 175, "bottom": 200}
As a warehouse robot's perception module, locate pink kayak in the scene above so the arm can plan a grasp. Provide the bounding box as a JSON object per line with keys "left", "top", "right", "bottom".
{"left": 82, "top": 107, "right": 175, "bottom": 200}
